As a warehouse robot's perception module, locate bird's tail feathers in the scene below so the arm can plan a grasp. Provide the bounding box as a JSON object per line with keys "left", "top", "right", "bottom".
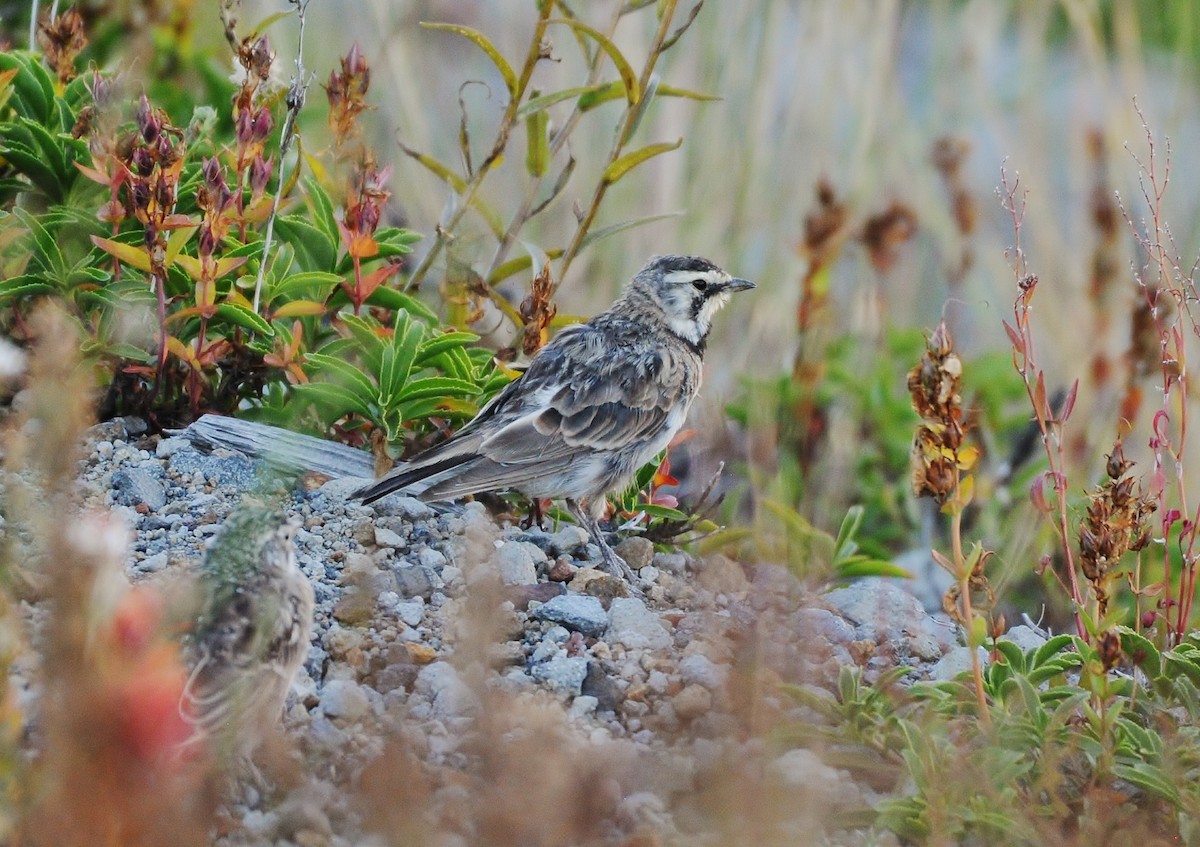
{"left": 352, "top": 452, "right": 475, "bottom": 504}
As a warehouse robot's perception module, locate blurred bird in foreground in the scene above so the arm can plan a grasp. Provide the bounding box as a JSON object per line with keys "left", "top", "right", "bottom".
{"left": 179, "top": 505, "right": 314, "bottom": 766}
{"left": 353, "top": 255, "right": 754, "bottom": 583}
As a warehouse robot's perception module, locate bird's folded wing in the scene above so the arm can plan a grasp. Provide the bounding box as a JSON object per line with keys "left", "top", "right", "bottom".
{"left": 480, "top": 374, "right": 675, "bottom": 462}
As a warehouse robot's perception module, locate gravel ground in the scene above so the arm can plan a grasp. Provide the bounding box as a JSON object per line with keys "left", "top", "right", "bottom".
{"left": 15, "top": 415, "right": 1026, "bottom": 846}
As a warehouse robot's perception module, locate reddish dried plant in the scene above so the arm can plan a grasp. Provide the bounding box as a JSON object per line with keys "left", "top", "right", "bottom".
{"left": 908, "top": 320, "right": 970, "bottom": 505}
{"left": 37, "top": 8, "right": 88, "bottom": 85}
{"left": 908, "top": 319, "right": 992, "bottom": 723}
{"left": 326, "top": 42, "right": 371, "bottom": 150}
{"left": 859, "top": 200, "right": 918, "bottom": 273}
{"left": 1078, "top": 440, "right": 1155, "bottom": 618}
{"left": 519, "top": 265, "right": 557, "bottom": 357}
{"left": 339, "top": 154, "right": 398, "bottom": 313}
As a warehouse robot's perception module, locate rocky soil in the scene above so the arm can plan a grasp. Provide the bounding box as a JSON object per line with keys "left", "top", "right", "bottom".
{"left": 13, "top": 416, "right": 1045, "bottom": 846}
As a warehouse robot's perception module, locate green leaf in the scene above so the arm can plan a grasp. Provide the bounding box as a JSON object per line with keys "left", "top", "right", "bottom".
{"left": 1031, "top": 634, "right": 1075, "bottom": 668}
{"left": 303, "top": 176, "right": 339, "bottom": 248}
{"left": 418, "top": 330, "right": 480, "bottom": 361}
{"left": 374, "top": 226, "right": 420, "bottom": 260}
{"left": 833, "top": 505, "right": 864, "bottom": 558}
{"left": 834, "top": 558, "right": 912, "bottom": 580}
{"left": 656, "top": 83, "right": 721, "bottom": 102}
{"left": 340, "top": 315, "right": 387, "bottom": 374}
{"left": 274, "top": 216, "right": 337, "bottom": 273}
{"left": 525, "top": 105, "right": 550, "bottom": 177}
{"left": 363, "top": 286, "right": 440, "bottom": 324}
{"left": 100, "top": 342, "right": 155, "bottom": 363}
{"left": 637, "top": 503, "right": 689, "bottom": 522}
{"left": 1118, "top": 626, "right": 1162, "bottom": 678}
{"left": 0, "top": 52, "right": 53, "bottom": 124}
{"left": 548, "top": 19, "right": 640, "bottom": 104}
{"left": 1112, "top": 762, "right": 1180, "bottom": 806}
{"left": 14, "top": 207, "right": 66, "bottom": 279}
{"left": 0, "top": 274, "right": 54, "bottom": 302}
{"left": 992, "top": 639, "right": 1028, "bottom": 674}
{"left": 214, "top": 303, "right": 274, "bottom": 336}
{"left": 304, "top": 352, "right": 378, "bottom": 401}
{"left": 1, "top": 135, "right": 67, "bottom": 201}
{"left": 602, "top": 138, "right": 683, "bottom": 184}
{"left": 292, "top": 381, "right": 374, "bottom": 419}
{"left": 379, "top": 312, "right": 423, "bottom": 403}
{"left": 578, "top": 211, "right": 682, "bottom": 251}
{"left": 518, "top": 84, "right": 612, "bottom": 117}
{"left": 18, "top": 117, "right": 69, "bottom": 186}
{"left": 421, "top": 22, "right": 519, "bottom": 97}
{"left": 273, "top": 271, "right": 344, "bottom": 299}
{"left": 397, "top": 376, "right": 482, "bottom": 403}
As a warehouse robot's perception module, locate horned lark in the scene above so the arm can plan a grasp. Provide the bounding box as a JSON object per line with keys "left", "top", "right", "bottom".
{"left": 353, "top": 255, "right": 754, "bottom": 582}
{"left": 180, "top": 505, "right": 314, "bottom": 762}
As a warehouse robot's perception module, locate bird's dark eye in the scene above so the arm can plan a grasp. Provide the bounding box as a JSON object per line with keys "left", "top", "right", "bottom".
{"left": 691, "top": 279, "right": 708, "bottom": 292}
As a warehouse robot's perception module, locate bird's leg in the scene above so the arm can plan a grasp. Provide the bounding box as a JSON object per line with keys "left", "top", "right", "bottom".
{"left": 565, "top": 498, "right": 642, "bottom": 587}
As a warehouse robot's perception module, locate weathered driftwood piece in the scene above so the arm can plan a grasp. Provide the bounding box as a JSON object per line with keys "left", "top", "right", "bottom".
{"left": 176, "top": 414, "right": 374, "bottom": 480}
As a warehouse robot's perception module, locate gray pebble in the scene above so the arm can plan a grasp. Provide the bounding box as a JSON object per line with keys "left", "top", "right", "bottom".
{"left": 530, "top": 654, "right": 589, "bottom": 696}
{"left": 493, "top": 540, "right": 539, "bottom": 585}
{"left": 418, "top": 547, "right": 448, "bottom": 569}
{"left": 395, "top": 598, "right": 425, "bottom": 627}
{"left": 374, "top": 526, "right": 406, "bottom": 548}
{"left": 136, "top": 551, "right": 169, "bottom": 573}
{"left": 111, "top": 468, "right": 167, "bottom": 511}
{"left": 607, "top": 597, "right": 671, "bottom": 650}
{"left": 396, "top": 564, "right": 441, "bottom": 598}
{"left": 548, "top": 525, "right": 589, "bottom": 554}
{"left": 154, "top": 436, "right": 189, "bottom": 458}
{"left": 531, "top": 594, "right": 608, "bottom": 637}
{"left": 320, "top": 679, "right": 370, "bottom": 721}
{"left": 929, "top": 646, "right": 989, "bottom": 681}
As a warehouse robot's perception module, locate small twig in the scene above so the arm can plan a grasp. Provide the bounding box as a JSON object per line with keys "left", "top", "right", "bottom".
{"left": 253, "top": 0, "right": 313, "bottom": 314}
{"left": 404, "top": 3, "right": 554, "bottom": 293}
{"left": 29, "top": 0, "right": 39, "bottom": 50}
{"left": 557, "top": 0, "right": 681, "bottom": 285}
{"left": 484, "top": 3, "right": 624, "bottom": 281}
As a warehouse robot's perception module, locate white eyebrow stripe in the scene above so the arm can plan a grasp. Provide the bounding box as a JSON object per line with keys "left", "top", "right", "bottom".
{"left": 661, "top": 269, "right": 726, "bottom": 285}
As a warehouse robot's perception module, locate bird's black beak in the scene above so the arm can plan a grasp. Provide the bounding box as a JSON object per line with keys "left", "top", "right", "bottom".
{"left": 725, "top": 277, "right": 755, "bottom": 292}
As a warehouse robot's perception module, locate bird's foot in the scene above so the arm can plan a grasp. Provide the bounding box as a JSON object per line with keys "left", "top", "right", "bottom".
{"left": 598, "top": 545, "right": 647, "bottom": 596}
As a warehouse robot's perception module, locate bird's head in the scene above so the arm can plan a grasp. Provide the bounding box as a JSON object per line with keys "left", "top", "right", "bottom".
{"left": 628, "top": 255, "right": 755, "bottom": 349}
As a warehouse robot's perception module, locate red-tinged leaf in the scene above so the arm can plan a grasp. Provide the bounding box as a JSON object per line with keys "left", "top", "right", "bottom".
{"left": 159, "top": 214, "right": 195, "bottom": 230}
{"left": 1030, "top": 474, "right": 1050, "bottom": 513}
{"left": 165, "top": 336, "right": 199, "bottom": 369}
{"left": 213, "top": 256, "right": 249, "bottom": 278}
{"left": 91, "top": 236, "right": 152, "bottom": 273}
{"left": 668, "top": 428, "right": 696, "bottom": 448}
{"left": 272, "top": 300, "right": 328, "bottom": 319}
{"left": 165, "top": 226, "right": 197, "bottom": 266}
{"left": 930, "top": 548, "right": 954, "bottom": 574}
{"left": 1002, "top": 319, "right": 1022, "bottom": 350}
{"left": 174, "top": 254, "right": 247, "bottom": 282}
{"left": 354, "top": 263, "right": 401, "bottom": 301}
{"left": 74, "top": 160, "right": 113, "bottom": 185}
{"left": 165, "top": 305, "right": 218, "bottom": 324}
{"left": 1033, "top": 370, "right": 1048, "bottom": 429}
{"left": 1151, "top": 410, "right": 1170, "bottom": 448}
{"left": 1059, "top": 378, "right": 1079, "bottom": 424}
